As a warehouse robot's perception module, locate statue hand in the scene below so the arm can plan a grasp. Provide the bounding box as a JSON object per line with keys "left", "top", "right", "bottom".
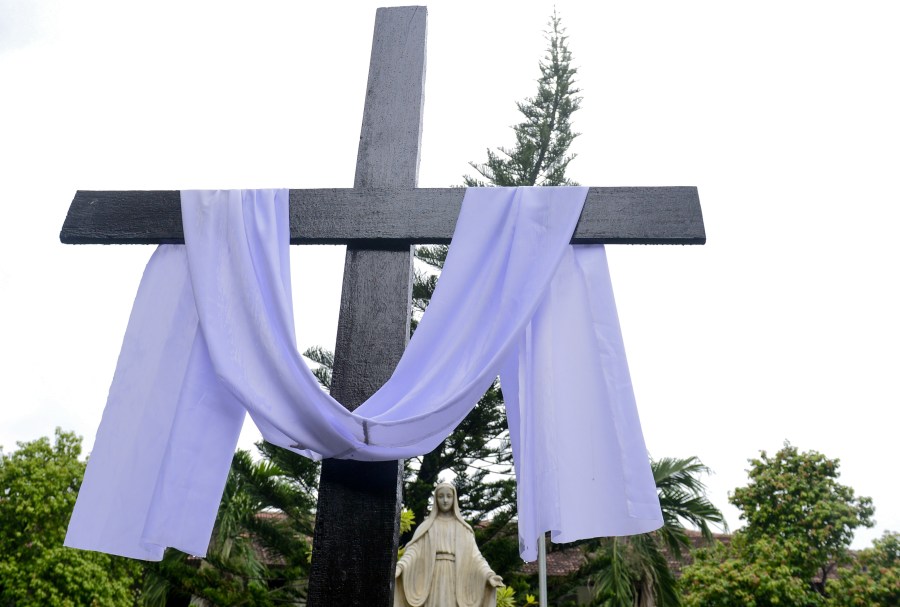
{"left": 489, "top": 574, "right": 504, "bottom": 588}
{"left": 395, "top": 564, "right": 403, "bottom": 579}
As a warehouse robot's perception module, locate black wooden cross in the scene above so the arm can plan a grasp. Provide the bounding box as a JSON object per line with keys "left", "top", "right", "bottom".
{"left": 60, "top": 6, "right": 704, "bottom": 607}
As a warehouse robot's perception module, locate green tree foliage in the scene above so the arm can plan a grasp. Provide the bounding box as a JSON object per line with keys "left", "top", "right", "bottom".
{"left": 680, "top": 443, "right": 876, "bottom": 606}
{"left": 574, "top": 457, "right": 725, "bottom": 607}
{"left": 144, "top": 447, "right": 317, "bottom": 606}
{"left": 730, "top": 443, "right": 874, "bottom": 586}
{"left": 825, "top": 531, "right": 900, "bottom": 607}
{"left": 0, "top": 429, "right": 142, "bottom": 607}
{"left": 681, "top": 536, "right": 822, "bottom": 607}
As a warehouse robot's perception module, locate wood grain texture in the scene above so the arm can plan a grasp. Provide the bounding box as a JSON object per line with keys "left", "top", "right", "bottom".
{"left": 327, "top": 248, "right": 414, "bottom": 411}
{"left": 311, "top": 459, "right": 404, "bottom": 603}
{"left": 60, "top": 190, "right": 183, "bottom": 244}
{"left": 352, "top": 7, "right": 427, "bottom": 189}
{"left": 307, "top": 6, "right": 426, "bottom": 607}
{"left": 60, "top": 186, "right": 706, "bottom": 245}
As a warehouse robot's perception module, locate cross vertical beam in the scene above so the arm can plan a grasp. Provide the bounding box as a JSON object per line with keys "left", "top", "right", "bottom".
{"left": 306, "top": 7, "right": 427, "bottom": 606}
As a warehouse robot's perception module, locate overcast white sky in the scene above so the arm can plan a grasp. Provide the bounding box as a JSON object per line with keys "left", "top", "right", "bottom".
{"left": 1, "top": 0, "right": 897, "bottom": 550}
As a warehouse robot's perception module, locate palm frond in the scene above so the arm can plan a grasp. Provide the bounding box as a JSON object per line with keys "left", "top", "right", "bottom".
{"left": 592, "top": 538, "right": 636, "bottom": 607}
{"left": 653, "top": 456, "right": 727, "bottom": 540}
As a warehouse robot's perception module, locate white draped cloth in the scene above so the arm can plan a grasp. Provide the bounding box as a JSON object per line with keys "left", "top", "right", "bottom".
{"left": 65, "top": 187, "right": 662, "bottom": 562}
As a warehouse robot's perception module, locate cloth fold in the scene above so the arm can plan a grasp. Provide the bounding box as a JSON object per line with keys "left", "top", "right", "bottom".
{"left": 65, "top": 187, "right": 662, "bottom": 563}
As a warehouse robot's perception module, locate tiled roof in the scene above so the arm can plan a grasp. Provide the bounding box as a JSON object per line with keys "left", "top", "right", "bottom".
{"left": 518, "top": 529, "right": 731, "bottom": 578}
{"left": 520, "top": 545, "right": 587, "bottom": 576}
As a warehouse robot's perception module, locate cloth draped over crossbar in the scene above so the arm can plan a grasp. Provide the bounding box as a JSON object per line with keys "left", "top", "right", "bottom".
{"left": 65, "top": 187, "right": 663, "bottom": 563}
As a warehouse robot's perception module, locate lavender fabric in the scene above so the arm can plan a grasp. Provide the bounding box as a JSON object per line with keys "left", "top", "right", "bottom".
{"left": 65, "top": 188, "right": 662, "bottom": 562}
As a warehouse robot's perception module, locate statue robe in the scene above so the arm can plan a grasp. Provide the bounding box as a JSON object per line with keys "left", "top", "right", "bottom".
{"left": 395, "top": 516, "right": 497, "bottom": 607}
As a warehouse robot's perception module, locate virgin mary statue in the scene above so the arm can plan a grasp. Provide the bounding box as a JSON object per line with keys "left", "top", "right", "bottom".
{"left": 395, "top": 483, "right": 504, "bottom": 607}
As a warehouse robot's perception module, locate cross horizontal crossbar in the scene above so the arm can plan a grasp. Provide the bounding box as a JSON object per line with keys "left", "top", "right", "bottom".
{"left": 59, "top": 187, "right": 705, "bottom": 246}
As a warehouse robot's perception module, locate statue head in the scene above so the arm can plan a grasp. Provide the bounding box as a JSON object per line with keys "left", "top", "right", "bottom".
{"left": 405, "top": 482, "right": 472, "bottom": 547}
{"left": 430, "top": 482, "right": 466, "bottom": 522}
{"left": 434, "top": 483, "right": 456, "bottom": 514}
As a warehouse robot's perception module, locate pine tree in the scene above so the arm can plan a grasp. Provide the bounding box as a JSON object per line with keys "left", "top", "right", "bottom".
{"left": 464, "top": 10, "right": 581, "bottom": 188}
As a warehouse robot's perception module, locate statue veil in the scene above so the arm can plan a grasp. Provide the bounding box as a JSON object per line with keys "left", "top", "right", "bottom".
{"left": 406, "top": 483, "right": 472, "bottom": 546}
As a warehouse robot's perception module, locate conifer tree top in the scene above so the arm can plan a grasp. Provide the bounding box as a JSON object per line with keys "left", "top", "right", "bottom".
{"left": 465, "top": 11, "right": 582, "bottom": 187}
